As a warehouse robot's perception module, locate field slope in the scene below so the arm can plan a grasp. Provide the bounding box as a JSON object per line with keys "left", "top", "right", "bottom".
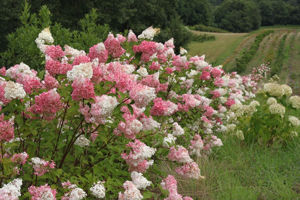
{"left": 188, "top": 26, "right": 300, "bottom": 92}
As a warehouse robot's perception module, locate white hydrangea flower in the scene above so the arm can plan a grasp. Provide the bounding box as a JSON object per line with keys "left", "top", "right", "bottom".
{"left": 172, "top": 122, "right": 184, "bottom": 136}
{"left": 0, "top": 178, "right": 22, "bottom": 199}
{"left": 35, "top": 27, "right": 54, "bottom": 53}
{"left": 138, "top": 26, "right": 160, "bottom": 40}
{"left": 136, "top": 67, "right": 148, "bottom": 77}
{"left": 91, "top": 95, "right": 119, "bottom": 122}
{"left": 264, "top": 83, "right": 285, "bottom": 97}
{"left": 64, "top": 45, "right": 86, "bottom": 60}
{"left": 269, "top": 103, "right": 285, "bottom": 117}
{"left": 289, "top": 96, "right": 300, "bottom": 109}
{"left": 281, "top": 84, "right": 293, "bottom": 96}
{"left": 131, "top": 171, "right": 152, "bottom": 189}
{"left": 4, "top": 81, "right": 26, "bottom": 100}
{"left": 123, "top": 64, "right": 136, "bottom": 74}
{"left": 134, "top": 144, "right": 156, "bottom": 160}
{"left": 180, "top": 47, "right": 187, "bottom": 55}
{"left": 90, "top": 181, "right": 105, "bottom": 199}
{"left": 74, "top": 135, "right": 90, "bottom": 147}
{"left": 288, "top": 116, "right": 300, "bottom": 127}
{"left": 140, "top": 117, "right": 161, "bottom": 131}
{"left": 67, "top": 62, "right": 93, "bottom": 81}
{"left": 267, "top": 97, "right": 277, "bottom": 105}
{"left": 163, "top": 134, "right": 177, "bottom": 148}
{"left": 69, "top": 187, "right": 87, "bottom": 200}
{"left": 6, "top": 62, "right": 35, "bottom": 78}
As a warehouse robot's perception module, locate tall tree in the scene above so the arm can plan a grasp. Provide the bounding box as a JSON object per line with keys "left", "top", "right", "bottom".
{"left": 215, "top": 0, "right": 261, "bottom": 32}
{"left": 177, "top": 0, "right": 213, "bottom": 26}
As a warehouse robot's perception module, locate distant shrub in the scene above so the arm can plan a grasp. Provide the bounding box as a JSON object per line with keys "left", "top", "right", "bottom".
{"left": 190, "top": 24, "right": 228, "bottom": 33}
{"left": 191, "top": 33, "right": 216, "bottom": 42}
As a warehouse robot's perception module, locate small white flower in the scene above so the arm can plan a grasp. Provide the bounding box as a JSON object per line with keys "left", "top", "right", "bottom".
{"left": 90, "top": 181, "right": 105, "bottom": 199}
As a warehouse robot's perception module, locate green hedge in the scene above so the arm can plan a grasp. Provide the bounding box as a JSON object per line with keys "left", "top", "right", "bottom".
{"left": 234, "top": 30, "right": 274, "bottom": 73}
{"left": 191, "top": 33, "right": 216, "bottom": 42}
{"left": 271, "top": 34, "right": 287, "bottom": 76}
{"left": 189, "top": 24, "right": 228, "bottom": 33}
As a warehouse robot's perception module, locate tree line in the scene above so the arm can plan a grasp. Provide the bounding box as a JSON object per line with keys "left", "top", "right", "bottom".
{"left": 0, "top": 0, "right": 299, "bottom": 53}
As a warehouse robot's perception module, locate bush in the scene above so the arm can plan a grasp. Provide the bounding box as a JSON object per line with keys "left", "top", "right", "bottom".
{"left": 227, "top": 81, "right": 300, "bottom": 146}
{"left": 191, "top": 34, "right": 216, "bottom": 42}
{"left": 0, "top": 3, "right": 110, "bottom": 71}
{"left": 0, "top": 24, "right": 262, "bottom": 199}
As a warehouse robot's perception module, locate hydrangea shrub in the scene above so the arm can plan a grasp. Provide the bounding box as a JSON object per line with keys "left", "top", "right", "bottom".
{"left": 0, "top": 26, "right": 263, "bottom": 199}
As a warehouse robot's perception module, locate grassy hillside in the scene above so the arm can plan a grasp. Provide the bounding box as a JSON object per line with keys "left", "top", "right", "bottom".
{"left": 188, "top": 26, "right": 300, "bottom": 93}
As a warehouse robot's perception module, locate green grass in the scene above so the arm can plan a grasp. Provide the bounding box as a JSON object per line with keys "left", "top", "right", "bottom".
{"left": 187, "top": 31, "right": 246, "bottom": 65}
{"left": 174, "top": 137, "right": 300, "bottom": 200}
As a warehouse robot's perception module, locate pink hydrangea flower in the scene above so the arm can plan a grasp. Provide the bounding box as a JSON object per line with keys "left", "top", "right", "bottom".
{"left": 43, "top": 72, "right": 59, "bottom": 90}
{"left": 29, "top": 89, "right": 63, "bottom": 120}
{"left": 17, "top": 74, "right": 42, "bottom": 94}
{"left": 214, "top": 77, "right": 224, "bottom": 87}
{"left": 31, "top": 157, "right": 55, "bottom": 176}
{"left": 128, "top": 30, "right": 138, "bottom": 42}
{"left": 200, "top": 71, "right": 211, "bottom": 80}
{"left": 71, "top": 78, "right": 95, "bottom": 101}
{"left": 104, "top": 33, "right": 125, "bottom": 58}
{"left": 29, "top": 184, "right": 56, "bottom": 200}
{"left": 211, "top": 67, "right": 222, "bottom": 78}
{"left": 225, "top": 98, "right": 235, "bottom": 108}
{"left": 72, "top": 55, "right": 91, "bottom": 66}
{"left": 0, "top": 114, "right": 14, "bottom": 142}
{"left": 11, "top": 152, "right": 29, "bottom": 165}
{"left": 175, "top": 162, "right": 204, "bottom": 179}
{"left": 149, "top": 61, "right": 160, "bottom": 70}
{"left": 0, "top": 67, "right": 6, "bottom": 76}
{"left": 133, "top": 41, "right": 158, "bottom": 62}
{"left": 121, "top": 139, "right": 156, "bottom": 173}
{"left": 118, "top": 181, "right": 143, "bottom": 200}
{"left": 168, "top": 146, "right": 192, "bottom": 163}
{"left": 45, "top": 45, "right": 64, "bottom": 59}
{"left": 150, "top": 98, "right": 178, "bottom": 116}
{"left": 88, "top": 43, "right": 108, "bottom": 63}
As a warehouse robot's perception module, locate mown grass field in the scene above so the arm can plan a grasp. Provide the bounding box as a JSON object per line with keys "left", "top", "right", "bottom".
{"left": 188, "top": 26, "right": 300, "bottom": 93}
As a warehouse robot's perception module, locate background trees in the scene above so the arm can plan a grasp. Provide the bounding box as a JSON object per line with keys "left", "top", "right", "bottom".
{"left": 0, "top": 0, "right": 299, "bottom": 59}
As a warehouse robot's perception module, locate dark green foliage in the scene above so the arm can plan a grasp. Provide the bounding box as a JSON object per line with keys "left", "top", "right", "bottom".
{"left": 258, "top": 0, "right": 300, "bottom": 26}
{"left": 0, "top": 4, "right": 110, "bottom": 71}
{"left": 190, "top": 24, "right": 229, "bottom": 33}
{"left": 0, "top": 0, "right": 25, "bottom": 52}
{"left": 191, "top": 34, "right": 216, "bottom": 42}
{"left": 234, "top": 30, "right": 274, "bottom": 73}
{"left": 177, "top": 0, "right": 213, "bottom": 26}
{"left": 215, "top": 0, "right": 261, "bottom": 32}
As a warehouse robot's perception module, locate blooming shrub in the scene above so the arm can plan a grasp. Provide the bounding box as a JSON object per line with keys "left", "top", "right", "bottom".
{"left": 0, "top": 26, "right": 261, "bottom": 199}
{"left": 226, "top": 80, "right": 300, "bottom": 145}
